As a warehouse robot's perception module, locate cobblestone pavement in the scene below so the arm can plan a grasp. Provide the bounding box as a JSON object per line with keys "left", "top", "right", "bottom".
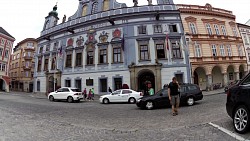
{"left": 0, "top": 92, "right": 243, "bottom": 141}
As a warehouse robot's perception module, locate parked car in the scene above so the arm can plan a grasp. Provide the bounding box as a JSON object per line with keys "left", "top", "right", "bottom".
{"left": 224, "top": 80, "right": 240, "bottom": 93}
{"left": 99, "top": 89, "right": 143, "bottom": 104}
{"left": 136, "top": 84, "right": 203, "bottom": 110}
{"left": 226, "top": 74, "right": 250, "bottom": 134}
{"left": 48, "top": 87, "right": 83, "bottom": 103}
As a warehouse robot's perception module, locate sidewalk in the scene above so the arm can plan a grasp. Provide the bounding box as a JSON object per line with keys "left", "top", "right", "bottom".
{"left": 203, "top": 88, "right": 225, "bottom": 96}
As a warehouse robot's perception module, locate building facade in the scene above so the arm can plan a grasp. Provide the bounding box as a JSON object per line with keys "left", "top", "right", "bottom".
{"left": 34, "top": 0, "right": 190, "bottom": 94}
{"left": 10, "top": 38, "right": 37, "bottom": 92}
{"left": 0, "top": 27, "right": 15, "bottom": 92}
{"left": 237, "top": 23, "right": 250, "bottom": 72}
{"left": 178, "top": 4, "right": 247, "bottom": 90}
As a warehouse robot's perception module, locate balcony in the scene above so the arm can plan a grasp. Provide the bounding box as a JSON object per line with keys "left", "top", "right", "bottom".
{"left": 24, "top": 46, "right": 35, "bottom": 51}
{"left": 190, "top": 56, "right": 247, "bottom": 64}
{"left": 23, "top": 56, "right": 33, "bottom": 60}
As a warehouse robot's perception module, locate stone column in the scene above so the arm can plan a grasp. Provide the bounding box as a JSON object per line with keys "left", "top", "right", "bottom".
{"left": 206, "top": 74, "right": 212, "bottom": 91}
{"left": 223, "top": 73, "right": 228, "bottom": 87}
{"left": 235, "top": 72, "right": 240, "bottom": 80}
{"left": 155, "top": 65, "right": 162, "bottom": 92}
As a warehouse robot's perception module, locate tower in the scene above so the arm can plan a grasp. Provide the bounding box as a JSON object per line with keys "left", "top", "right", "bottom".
{"left": 43, "top": 5, "right": 59, "bottom": 31}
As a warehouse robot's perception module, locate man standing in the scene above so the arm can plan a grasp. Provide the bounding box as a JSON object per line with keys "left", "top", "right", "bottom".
{"left": 168, "top": 77, "right": 180, "bottom": 116}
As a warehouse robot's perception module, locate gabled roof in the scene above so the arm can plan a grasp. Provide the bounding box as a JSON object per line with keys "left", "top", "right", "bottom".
{"left": 0, "top": 27, "right": 14, "bottom": 39}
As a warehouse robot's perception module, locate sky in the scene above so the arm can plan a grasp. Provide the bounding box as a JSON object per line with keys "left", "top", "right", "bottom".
{"left": 0, "top": 0, "right": 249, "bottom": 48}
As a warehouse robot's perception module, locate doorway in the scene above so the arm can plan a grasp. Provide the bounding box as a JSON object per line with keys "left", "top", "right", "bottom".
{"left": 138, "top": 70, "right": 155, "bottom": 96}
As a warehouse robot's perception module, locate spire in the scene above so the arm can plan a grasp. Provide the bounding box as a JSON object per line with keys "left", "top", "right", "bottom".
{"left": 49, "top": 4, "right": 58, "bottom": 18}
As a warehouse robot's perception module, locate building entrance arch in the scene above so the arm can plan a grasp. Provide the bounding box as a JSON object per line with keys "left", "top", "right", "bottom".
{"left": 0, "top": 78, "right": 6, "bottom": 91}
{"left": 48, "top": 76, "right": 55, "bottom": 92}
{"left": 193, "top": 67, "right": 206, "bottom": 90}
{"left": 137, "top": 70, "right": 155, "bottom": 96}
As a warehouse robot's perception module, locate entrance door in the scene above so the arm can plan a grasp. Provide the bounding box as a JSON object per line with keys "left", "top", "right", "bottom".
{"left": 194, "top": 71, "right": 199, "bottom": 85}
{"left": 29, "top": 83, "right": 33, "bottom": 92}
{"left": 0, "top": 79, "right": 5, "bottom": 91}
{"left": 138, "top": 71, "right": 155, "bottom": 96}
{"left": 49, "top": 76, "right": 54, "bottom": 92}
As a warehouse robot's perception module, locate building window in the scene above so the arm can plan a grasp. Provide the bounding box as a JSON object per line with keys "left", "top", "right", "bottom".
{"left": 206, "top": 23, "right": 213, "bottom": 35}
{"left": 75, "top": 80, "right": 82, "bottom": 91}
{"left": 37, "top": 81, "right": 40, "bottom": 91}
{"left": 154, "top": 25, "right": 162, "bottom": 33}
{"left": 169, "top": 25, "right": 178, "bottom": 33}
{"left": 4, "top": 50, "right": 9, "bottom": 58}
{"left": 66, "top": 54, "right": 72, "bottom": 67}
{"left": 214, "top": 24, "right": 220, "bottom": 35}
{"left": 243, "top": 34, "right": 249, "bottom": 45}
{"left": 26, "top": 61, "right": 30, "bottom": 68}
{"left": 45, "top": 45, "right": 49, "bottom": 52}
{"left": 100, "top": 49, "right": 107, "bottom": 64}
{"left": 114, "top": 78, "right": 122, "bottom": 91}
{"left": 87, "top": 51, "right": 94, "bottom": 65}
{"left": 15, "top": 62, "right": 18, "bottom": 68}
{"left": 65, "top": 80, "right": 71, "bottom": 87}
{"left": 26, "top": 71, "right": 29, "bottom": 77}
{"left": 51, "top": 57, "right": 56, "bottom": 70}
{"left": 175, "top": 74, "right": 183, "bottom": 84}
{"left": 232, "top": 27, "right": 238, "bottom": 37}
{"left": 38, "top": 58, "right": 42, "bottom": 72}
{"left": 195, "top": 44, "right": 202, "bottom": 57}
{"left": 100, "top": 78, "right": 107, "bottom": 92}
{"left": 156, "top": 44, "right": 165, "bottom": 59}
{"left": 44, "top": 59, "right": 48, "bottom": 71}
{"left": 212, "top": 45, "right": 217, "bottom": 56}
{"left": 229, "top": 72, "right": 234, "bottom": 80}
{"left": 238, "top": 45, "right": 243, "bottom": 56}
{"left": 103, "top": 0, "right": 109, "bottom": 11}
{"left": 220, "top": 45, "right": 225, "bottom": 56}
{"left": 227, "top": 45, "right": 232, "bottom": 56}
{"left": 138, "top": 26, "right": 147, "bottom": 34}
{"left": 1, "top": 64, "right": 5, "bottom": 71}
{"left": 113, "top": 48, "right": 122, "bottom": 63}
{"left": 82, "top": 5, "right": 88, "bottom": 16}
{"left": 86, "top": 79, "right": 94, "bottom": 86}
{"left": 39, "top": 47, "right": 43, "bottom": 54}
{"left": 189, "top": 22, "right": 197, "bottom": 34}
{"left": 171, "top": 41, "right": 182, "bottom": 58}
{"left": 140, "top": 45, "right": 149, "bottom": 60}
{"left": 17, "top": 53, "right": 20, "bottom": 59}
{"left": 0, "top": 48, "right": 2, "bottom": 56}
{"left": 27, "top": 42, "right": 34, "bottom": 47}
{"left": 91, "top": 2, "right": 98, "bottom": 14}
{"left": 221, "top": 25, "right": 227, "bottom": 36}
{"left": 75, "top": 53, "right": 82, "bottom": 67}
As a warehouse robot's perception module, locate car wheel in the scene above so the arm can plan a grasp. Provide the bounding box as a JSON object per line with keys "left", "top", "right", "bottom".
{"left": 49, "top": 96, "right": 54, "bottom": 102}
{"left": 187, "top": 97, "right": 194, "bottom": 106}
{"left": 67, "top": 96, "right": 74, "bottom": 103}
{"left": 103, "top": 98, "right": 109, "bottom": 104}
{"left": 129, "top": 97, "right": 136, "bottom": 104}
{"left": 233, "top": 105, "right": 250, "bottom": 134}
{"left": 145, "top": 101, "right": 154, "bottom": 110}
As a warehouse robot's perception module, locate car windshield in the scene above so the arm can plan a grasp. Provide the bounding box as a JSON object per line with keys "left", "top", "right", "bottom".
{"left": 71, "top": 88, "right": 81, "bottom": 92}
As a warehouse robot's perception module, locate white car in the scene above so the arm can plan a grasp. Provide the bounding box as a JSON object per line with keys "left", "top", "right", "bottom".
{"left": 99, "top": 89, "right": 143, "bottom": 104}
{"left": 48, "top": 87, "right": 83, "bottom": 103}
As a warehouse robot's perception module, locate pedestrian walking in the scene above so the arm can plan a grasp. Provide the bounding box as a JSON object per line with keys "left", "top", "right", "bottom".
{"left": 88, "top": 89, "right": 94, "bottom": 101}
{"left": 83, "top": 88, "right": 87, "bottom": 101}
{"left": 108, "top": 87, "right": 112, "bottom": 93}
{"left": 91, "top": 88, "right": 94, "bottom": 97}
{"left": 168, "top": 77, "right": 180, "bottom": 116}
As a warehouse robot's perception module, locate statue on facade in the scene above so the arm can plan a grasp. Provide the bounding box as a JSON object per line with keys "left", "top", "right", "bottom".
{"left": 133, "top": 0, "right": 138, "bottom": 7}
{"left": 62, "top": 15, "right": 66, "bottom": 23}
{"left": 147, "top": 0, "right": 152, "bottom": 5}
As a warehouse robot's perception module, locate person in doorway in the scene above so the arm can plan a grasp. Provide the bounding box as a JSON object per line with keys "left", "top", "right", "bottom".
{"left": 168, "top": 77, "right": 180, "bottom": 116}
{"left": 108, "top": 87, "right": 112, "bottom": 93}
{"left": 148, "top": 86, "right": 154, "bottom": 96}
{"left": 83, "top": 88, "right": 87, "bottom": 101}
{"left": 91, "top": 88, "right": 94, "bottom": 97}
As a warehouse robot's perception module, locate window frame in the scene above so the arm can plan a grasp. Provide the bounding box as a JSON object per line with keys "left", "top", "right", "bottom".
{"left": 206, "top": 23, "right": 213, "bottom": 35}
{"left": 221, "top": 25, "right": 227, "bottom": 36}
{"left": 194, "top": 44, "right": 202, "bottom": 57}
{"left": 87, "top": 51, "right": 94, "bottom": 65}
{"left": 156, "top": 44, "right": 166, "bottom": 59}
{"left": 154, "top": 25, "right": 163, "bottom": 33}
{"left": 171, "top": 41, "right": 182, "bottom": 59}
{"left": 189, "top": 22, "right": 197, "bottom": 34}
{"left": 169, "top": 24, "right": 178, "bottom": 33}
{"left": 219, "top": 45, "right": 225, "bottom": 56}
{"left": 138, "top": 25, "right": 147, "bottom": 35}
{"left": 66, "top": 54, "right": 72, "bottom": 67}
{"left": 99, "top": 49, "right": 107, "bottom": 64}
{"left": 113, "top": 47, "right": 122, "bottom": 63}
{"left": 211, "top": 44, "right": 217, "bottom": 56}
{"left": 75, "top": 52, "right": 82, "bottom": 67}
{"left": 139, "top": 45, "right": 150, "bottom": 60}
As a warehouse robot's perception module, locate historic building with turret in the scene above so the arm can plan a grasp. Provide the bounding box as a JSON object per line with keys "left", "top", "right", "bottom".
{"left": 34, "top": 0, "right": 190, "bottom": 94}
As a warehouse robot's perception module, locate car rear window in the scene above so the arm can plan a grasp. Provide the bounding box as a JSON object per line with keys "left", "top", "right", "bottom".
{"left": 71, "top": 88, "right": 80, "bottom": 92}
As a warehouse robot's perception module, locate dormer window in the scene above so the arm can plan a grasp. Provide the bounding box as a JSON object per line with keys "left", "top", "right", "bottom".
{"left": 92, "top": 2, "right": 98, "bottom": 14}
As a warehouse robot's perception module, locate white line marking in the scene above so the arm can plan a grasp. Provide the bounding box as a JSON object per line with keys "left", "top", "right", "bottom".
{"left": 209, "top": 122, "right": 246, "bottom": 141}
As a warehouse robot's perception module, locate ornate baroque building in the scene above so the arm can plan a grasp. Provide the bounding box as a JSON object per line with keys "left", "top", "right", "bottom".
{"left": 10, "top": 38, "right": 37, "bottom": 92}
{"left": 177, "top": 4, "right": 247, "bottom": 90}
{"left": 237, "top": 23, "right": 250, "bottom": 72}
{"left": 34, "top": 0, "right": 190, "bottom": 94}
{"left": 0, "top": 27, "right": 15, "bottom": 92}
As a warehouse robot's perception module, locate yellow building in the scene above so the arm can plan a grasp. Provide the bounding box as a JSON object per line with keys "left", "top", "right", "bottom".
{"left": 177, "top": 3, "right": 247, "bottom": 90}
{"left": 10, "top": 38, "right": 37, "bottom": 92}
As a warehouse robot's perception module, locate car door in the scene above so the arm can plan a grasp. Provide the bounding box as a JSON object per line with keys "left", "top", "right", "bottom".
{"left": 53, "top": 88, "right": 63, "bottom": 99}
{"left": 180, "top": 86, "right": 188, "bottom": 101}
{"left": 61, "top": 88, "right": 70, "bottom": 99}
{"left": 239, "top": 78, "right": 250, "bottom": 104}
{"left": 121, "top": 90, "right": 132, "bottom": 102}
{"left": 157, "top": 89, "right": 169, "bottom": 107}
{"left": 109, "top": 90, "right": 122, "bottom": 102}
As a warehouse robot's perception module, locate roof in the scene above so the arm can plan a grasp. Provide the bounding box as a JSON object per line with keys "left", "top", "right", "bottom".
{"left": 0, "top": 27, "right": 14, "bottom": 39}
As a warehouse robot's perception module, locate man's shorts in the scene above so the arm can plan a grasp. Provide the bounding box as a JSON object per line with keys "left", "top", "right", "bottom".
{"left": 171, "top": 95, "right": 180, "bottom": 106}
